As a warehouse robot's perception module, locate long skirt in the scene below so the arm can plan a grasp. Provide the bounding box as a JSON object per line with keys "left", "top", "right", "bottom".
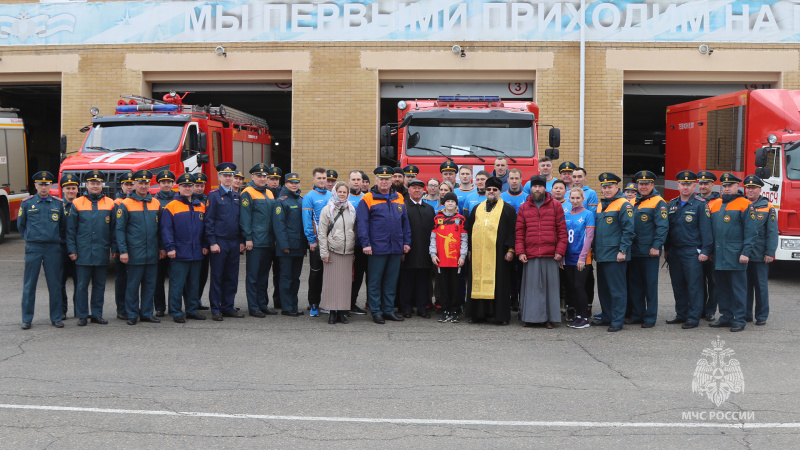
{"left": 320, "top": 252, "right": 353, "bottom": 311}
{"left": 520, "top": 257, "right": 561, "bottom": 323}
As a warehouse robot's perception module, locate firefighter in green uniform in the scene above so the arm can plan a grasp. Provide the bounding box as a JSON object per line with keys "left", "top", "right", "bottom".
{"left": 742, "top": 175, "right": 778, "bottom": 326}
{"left": 59, "top": 173, "right": 80, "bottom": 320}
{"left": 273, "top": 172, "right": 306, "bottom": 316}
{"left": 695, "top": 170, "right": 720, "bottom": 321}
{"left": 626, "top": 170, "right": 669, "bottom": 328}
{"left": 187, "top": 172, "right": 211, "bottom": 311}
{"left": 19, "top": 171, "right": 66, "bottom": 329}
{"left": 66, "top": 169, "right": 116, "bottom": 326}
{"left": 708, "top": 172, "right": 758, "bottom": 332}
{"left": 591, "top": 172, "right": 635, "bottom": 332}
{"left": 113, "top": 171, "right": 136, "bottom": 320}
{"left": 266, "top": 166, "right": 283, "bottom": 310}
{"left": 240, "top": 162, "right": 279, "bottom": 317}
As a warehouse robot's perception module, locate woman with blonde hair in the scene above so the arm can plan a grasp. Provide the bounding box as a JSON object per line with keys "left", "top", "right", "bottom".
{"left": 318, "top": 181, "right": 357, "bottom": 324}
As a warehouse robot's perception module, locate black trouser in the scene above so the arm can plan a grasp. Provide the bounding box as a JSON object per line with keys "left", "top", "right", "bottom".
{"left": 398, "top": 268, "right": 431, "bottom": 314}
{"left": 271, "top": 249, "right": 282, "bottom": 309}
{"left": 308, "top": 246, "right": 323, "bottom": 306}
{"left": 114, "top": 258, "right": 127, "bottom": 317}
{"left": 585, "top": 263, "right": 595, "bottom": 316}
{"left": 438, "top": 267, "right": 460, "bottom": 314}
{"left": 351, "top": 246, "right": 368, "bottom": 308}
{"left": 153, "top": 256, "right": 170, "bottom": 313}
{"left": 563, "top": 265, "right": 589, "bottom": 319}
{"left": 60, "top": 244, "right": 76, "bottom": 317}
{"left": 510, "top": 260, "right": 522, "bottom": 307}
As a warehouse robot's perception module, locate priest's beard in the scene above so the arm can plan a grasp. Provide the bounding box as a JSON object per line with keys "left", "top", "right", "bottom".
{"left": 531, "top": 191, "right": 545, "bottom": 202}
{"left": 486, "top": 196, "right": 498, "bottom": 211}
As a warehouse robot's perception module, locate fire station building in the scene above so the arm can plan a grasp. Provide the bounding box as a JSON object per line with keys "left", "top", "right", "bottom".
{"left": 1, "top": 0, "right": 799, "bottom": 183}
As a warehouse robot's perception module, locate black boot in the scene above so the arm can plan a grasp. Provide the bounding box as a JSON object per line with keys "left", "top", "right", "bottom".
{"left": 328, "top": 310, "right": 336, "bottom": 324}
{"left": 338, "top": 311, "right": 349, "bottom": 324}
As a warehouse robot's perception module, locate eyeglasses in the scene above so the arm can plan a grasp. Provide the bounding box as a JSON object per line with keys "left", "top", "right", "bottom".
{"left": 485, "top": 187, "right": 500, "bottom": 192}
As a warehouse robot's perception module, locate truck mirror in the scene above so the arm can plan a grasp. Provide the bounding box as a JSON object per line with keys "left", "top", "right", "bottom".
{"left": 198, "top": 132, "right": 207, "bottom": 152}
{"left": 549, "top": 128, "right": 561, "bottom": 148}
{"left": 196, "top": 153, "right": 210, "bottom": 164}
{"left": 545, "top": 148, "right": 559, "bottom": 160}
{"left": 380, "top": 125, "right": 392, "bottom": 146}
{"left": 407, "top": 132, "right": 420, "bottom": 149}
{"left": 60, "top": 134, "right": 67, "bottom": 155}
{"left": 754, "top": 148, "right": 767, "bottom": 168}
{"left": 380, "top": 146, "right": 395, "bottom": 160}
{"left": 755, "top": 167, "right": 770, "bottom": 179}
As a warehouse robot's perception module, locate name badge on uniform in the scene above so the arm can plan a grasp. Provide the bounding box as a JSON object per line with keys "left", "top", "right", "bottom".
{"left": 757, "top": 213, "right": 765, "bottom": 220}
{"left": 685, "top": 215, "right": 693, "bottom": 222}
{"left": 640, "top": 214, "right": 648, "bottom": 222}
{"left": 606, "top": 216, "right": 613, "bottom": 224}
{"left": 723, "top": 215, "right": 731, "bottom": 223}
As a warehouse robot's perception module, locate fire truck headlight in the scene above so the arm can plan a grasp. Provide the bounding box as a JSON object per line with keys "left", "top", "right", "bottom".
{"left": 398, "top": 101, "right": 408, "bottom": 111}
{"left": 768, "top": 134, "right": 778, "bottom": 144}
{"left": 780, "top": 239, "right": 800, "bottom": 249}
{"left": 90, "top": 107, "right": 99, "bottom": 116}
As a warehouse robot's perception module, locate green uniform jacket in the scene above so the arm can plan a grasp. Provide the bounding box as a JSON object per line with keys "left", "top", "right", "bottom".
{"left": 18, "top": 194, "right": 65, "bottom": 243}
{"left": 594, "top": 191, "right": 635, "bottom": 263}
{"left": 115, "top": 191, "right": 161, "bottom": 265}
{"left": 709, "top": 194, "right": 758, "bottom": 271}
{"left": 66, "top": 194, "right": 116, "bottom": 266}
{"left": 748, "top": 196, "right": 779, "bottom": 259}
{"left": 273, "top": 186, "right": 306, "bottom": 257}
{"left": 239, "top": 183, "right": 276, "bottom": 248}
{"left": 631, "top": 193, "right": 669, "bottom": 257}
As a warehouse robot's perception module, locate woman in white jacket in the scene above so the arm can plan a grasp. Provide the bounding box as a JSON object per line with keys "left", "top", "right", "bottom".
{"left": 318, "top": 182, "right": 357, "bottom": 324}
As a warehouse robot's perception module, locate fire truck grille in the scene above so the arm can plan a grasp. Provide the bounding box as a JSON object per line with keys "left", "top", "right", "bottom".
{"left": 61, "top": 170, "right": 135, "bottom": 200}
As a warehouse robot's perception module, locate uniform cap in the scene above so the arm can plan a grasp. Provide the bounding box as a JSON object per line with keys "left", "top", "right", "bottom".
{"left": 558, "top": 161, "right": 577, "bottom": 173}
{"left": 194, "top": 173, "right": 208, "bottom": 184}
{"left": 119, "top": 171, "right": 135, "bottom": 183}
{"left": 176, "top": 173, "right": 195, "bottom": 185}
{"left": 675, "top": 170, "right": 697, "bottom": 183}
{"left": 326, "top": 169, "right": 338, "bottom": 180}
{"left": 403, "top": 165, "right": 420, "bottom": 176}
{"left": 720, "top": 172, "right": 742, "bottom": 185}
{"left": 234, "top": 169, "right": 245, "bottom": 179}
{"left": 285, "top": 172, "right": 300, "bottom": 183}
{"left": 743, "top": 175, "right": 764, "bottom": 188}
{"left": 60, "top": 173, "right": 79, "bottom": 187}
{"left": 696, "top": 170, "right": 717, "bottom": 182}
{"left": 624, "top": 182, "right": 637, "bottom": 191}
{"left": 157, "top": 170, "right": 176, "bottom": 182}
{"left": 216, "top": 162, "right": 237, "bottom": 174}
{"left": 132, "top": 169, "right": 153, "bottom": 182}
{"left": 267, "top": 166, "right": 283, "bottom": 178}
{"left": 633, "top": 170, "right": 656, "bottom": 183}
{"left": 374, "top": 165, "right": 394, "bottom": 178}
{"left": 440, "top": 161, "right": 458, "bottom": 173}
{"left": 84, "top": 169, "right": 105, "bottom": 182}
{"left": 598, "top": 172, "right": 622, "bottom": 185}
{"left": 33, "top": 171, "right": 55, "bottom": 184}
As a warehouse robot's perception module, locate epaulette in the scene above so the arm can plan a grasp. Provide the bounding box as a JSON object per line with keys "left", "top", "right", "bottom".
{"left": 23, "top": 195, "right": 34, "bottom": 201}
{"left": 693, "top": 194, "right": 707, "bottom": 202}
{"left": 279, "top": 195, "right": 288, "bottom": 201}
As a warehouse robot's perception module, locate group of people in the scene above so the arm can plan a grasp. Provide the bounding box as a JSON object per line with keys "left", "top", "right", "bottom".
{"left": 18, "top": 156, "right": 777, "bottom": 333}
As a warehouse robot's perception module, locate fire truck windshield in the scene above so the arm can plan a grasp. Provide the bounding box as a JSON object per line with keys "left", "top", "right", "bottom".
{"left": 784, "top": 142, "right": 800, "bottom": 180}
{"left": 83, "top": 122, "right": 185, "bottom": 153}
{"left": 405, "top": 118, "right": 534, "bottom": 158}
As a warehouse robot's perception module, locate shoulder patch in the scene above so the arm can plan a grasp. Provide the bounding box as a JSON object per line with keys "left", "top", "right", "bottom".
{"left": 117, "top": 208, "right": 123, "bottom": 218}
{"left": 242, "top": 199, "right": 249, "bottom": 207}
{"left": 275, "top": 206, "right": 282, "bottom": 215}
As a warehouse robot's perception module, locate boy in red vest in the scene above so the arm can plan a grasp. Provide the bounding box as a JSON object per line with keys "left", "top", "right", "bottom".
{"left": 430, "top": 192, "right": 468, "bottom": 323}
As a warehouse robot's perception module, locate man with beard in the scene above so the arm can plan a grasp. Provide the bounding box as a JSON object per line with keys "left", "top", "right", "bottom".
{"left": 516, "top": 175, "right": 568, "bottom": 328}
{"left": 695, "top": 170, "right": 720, "bottom": 321}
{"left": 708, "top": 173, "right": 758, "bottom": 332}
{"left": 465, "top": 176, "right": 516, "bottom": 325}
{"left": 392, "top": 167, "right": 407, "bottom": 196}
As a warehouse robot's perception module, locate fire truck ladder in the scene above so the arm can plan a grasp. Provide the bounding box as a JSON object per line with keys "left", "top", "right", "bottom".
{"left": 119, "top": 95, "right": 268, "bottom": 129}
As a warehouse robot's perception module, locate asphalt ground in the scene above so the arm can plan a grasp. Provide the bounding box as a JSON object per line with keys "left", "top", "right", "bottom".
{"left": 0, "top": 230, "right": 798, "bottom": 448}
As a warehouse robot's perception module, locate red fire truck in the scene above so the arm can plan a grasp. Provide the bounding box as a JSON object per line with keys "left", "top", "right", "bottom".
{"left": 380, "top": 96, "right": 560, "bottom": 182}
{"left": 53, "top": 92, "right": 271, "bottom": 198}
{"left": 665, "top": 89, "right": 800, "bottom": 261}
{"left": 0, "top": 108, "right": 28, "bottom": 243}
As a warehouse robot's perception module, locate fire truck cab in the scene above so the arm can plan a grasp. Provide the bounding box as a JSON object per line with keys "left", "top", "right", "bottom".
{"left": 665, "top": 89, "right": 800, "bottom": 261}
{"left": 54, "top": 92, "right": 271, "bottom": 198}
{"left": 380, "top": 96, "right": 560, "bottom": 182}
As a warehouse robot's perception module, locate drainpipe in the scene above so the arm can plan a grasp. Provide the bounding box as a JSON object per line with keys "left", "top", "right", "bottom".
{"left": 579, "top": 0, "right": 586, "bottom": 167}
